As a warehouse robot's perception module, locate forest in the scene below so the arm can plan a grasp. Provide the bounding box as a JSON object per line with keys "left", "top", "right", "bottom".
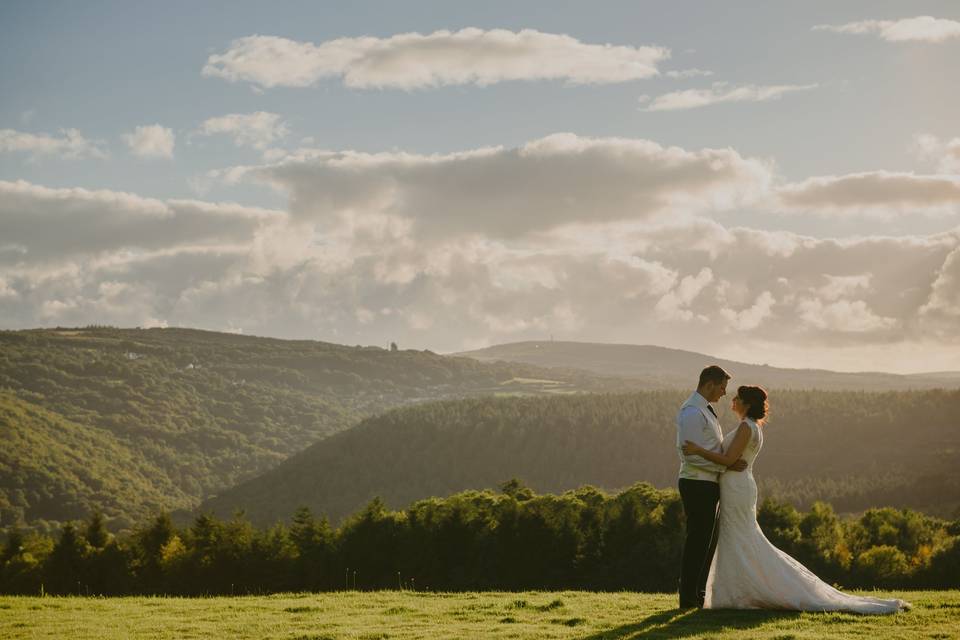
{"left": 0, "top": 327, "right": 624, "bottom": 531}
{"left": 3, "top": 326, "right": 958, "bottom": 539}
{"left": 1, "top": 482, "right": 958, "bottom": 596}
{"left": 203, "top": 390, "right": 960, "bottom": 526}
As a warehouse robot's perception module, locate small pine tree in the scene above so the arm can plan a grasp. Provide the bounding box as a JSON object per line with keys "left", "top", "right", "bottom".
{"left": 85, "top": 512, "right": 110, "bottom": 549}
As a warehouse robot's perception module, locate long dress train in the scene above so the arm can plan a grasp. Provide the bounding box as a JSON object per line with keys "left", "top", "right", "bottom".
{"left": 705, "top": 417, "right": 910, "bottom": 614}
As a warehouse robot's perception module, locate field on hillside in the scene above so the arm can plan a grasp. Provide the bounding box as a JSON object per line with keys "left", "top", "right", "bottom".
{"left": 1, "top": 590, "right": 956, "bottom": 640}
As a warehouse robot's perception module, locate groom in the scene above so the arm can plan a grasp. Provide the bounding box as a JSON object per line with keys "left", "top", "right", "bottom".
{"left": 676, "top": 365, "right": 746, "bottom": 609}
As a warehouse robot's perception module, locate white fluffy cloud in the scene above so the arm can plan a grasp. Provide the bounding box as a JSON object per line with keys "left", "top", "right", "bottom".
{"left": 775, "top": 171, "right": 960, "bottom": 216}
{"left": 0, "top": 128, "right": 107, "bottom": 160}
{"left": 664, "top": 68, "right": 713, "bottom": 79}
{"left": 920, "top": 246, "right": 960, "bottom": 330}
{"left": 642, "top": 82, "right": 817, "bottom": 111}
{"left": 655, "top": 267, "right": 713, "bottom": 322}
{"left": 797, "top": 298, "right": 898, "bottom": 333}
{"left": 720, "top": 291, "right": 775, "bottom": 331}
{"left": 0, "top": 276, "right": 17, "bottom": 299}
{"left": 4, "top": 192, "right": 954, "bottom": 370}
{"left": 816, "top": 274, "right": 872, "bottom": 301}
{"left": 123, "top": 124, "right": 175, "bottom": 159}
{"left": 242, "top": 133, "right": 773, "bottom": 237}
{"left": 202, "top": 29, "right": 670, "bottom": 89}
{"left": 196, "top": 112, "right": 289, "bottom": 150}
{"left": 237, "top": 135, "right": 960, "bottom": 232}
{"left": 912, "top": 133, "right": 960, "bottom": 174}
{"left": 813, "top": 16, "right": 960, "bottom": 43}
{"left": 4, "top": 131, "right": 960, "bottom": 372}
{"left": 0, "top": 179, "right": 285, "bottom": 264}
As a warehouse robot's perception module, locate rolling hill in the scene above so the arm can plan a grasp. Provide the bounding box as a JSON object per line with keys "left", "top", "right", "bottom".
{"left": 0, "top": 392, "right": 182, "bottom": 527}
{"left": 455, "top": 341, "right": 960, "bottom": 391}
{"left": 199, "top": 389, "right": 960, "bottom": 526}
{"left": 0, "top": 327, "right": 633, "bottom": 531}
{"left": 6, "top": 327, "right": 959, "bottom": 533}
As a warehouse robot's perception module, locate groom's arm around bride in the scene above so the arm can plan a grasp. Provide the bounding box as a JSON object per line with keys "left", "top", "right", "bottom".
{"left": 676, "top": 365, "right": 745, "bottom": 609}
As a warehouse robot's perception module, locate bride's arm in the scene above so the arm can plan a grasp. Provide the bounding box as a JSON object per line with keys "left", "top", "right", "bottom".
{"left": 683, "top": 422, "right": 751, "bottom": 467}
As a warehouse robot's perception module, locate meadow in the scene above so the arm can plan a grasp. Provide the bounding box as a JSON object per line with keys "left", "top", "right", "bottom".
{"left": 1, "top": 590, "right": 957, "bottom": 640}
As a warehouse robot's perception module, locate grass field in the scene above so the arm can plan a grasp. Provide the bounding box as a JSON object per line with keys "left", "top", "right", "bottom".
{"left": 1, "top": 590, "right": 956, "bottom": 639}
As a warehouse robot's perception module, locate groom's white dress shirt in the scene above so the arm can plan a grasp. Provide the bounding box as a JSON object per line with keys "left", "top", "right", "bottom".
{"left": 677, "top": 391, "right": 727, "bottom": 482}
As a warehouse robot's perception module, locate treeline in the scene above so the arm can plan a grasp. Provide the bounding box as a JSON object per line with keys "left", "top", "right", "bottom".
{"left": 2, "top": 482, "right": 958, "bottom": 596}
{"left": 0, "top": 327, "right": 623, "bottom": 531}
{"left": 202, "top": 390, "right": 960, "bottom": 527}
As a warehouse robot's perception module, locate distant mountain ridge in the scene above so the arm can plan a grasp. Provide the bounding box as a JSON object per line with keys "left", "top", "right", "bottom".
{"left": 455, "top": 341, "right": 960, "bottom": 390}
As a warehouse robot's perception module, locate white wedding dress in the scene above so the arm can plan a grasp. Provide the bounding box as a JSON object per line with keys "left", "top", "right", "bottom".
{"left": 704, "top": 417, "right": 910, "bottom": 613}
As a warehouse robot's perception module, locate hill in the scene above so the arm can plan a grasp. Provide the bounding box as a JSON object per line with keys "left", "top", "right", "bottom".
{"left": 0, "top": 327, "right": 632, "bottom": 531}
{"left": 455, "top": 341, "right": 960, "bottom": 390}
{"left": 0, "top": 392, "right": 182, "bottom": 526}
{"left": 200, "top": 389, "right": 960, "bottom": 526}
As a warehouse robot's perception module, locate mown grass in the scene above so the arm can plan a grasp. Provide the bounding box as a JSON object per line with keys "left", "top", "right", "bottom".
{"left": 1, "top": 590, "right": 956, "bottom": 639}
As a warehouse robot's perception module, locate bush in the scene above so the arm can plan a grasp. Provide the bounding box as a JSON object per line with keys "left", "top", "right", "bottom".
{"left": 854, "top": 545, "right": 910, "bottom": 588}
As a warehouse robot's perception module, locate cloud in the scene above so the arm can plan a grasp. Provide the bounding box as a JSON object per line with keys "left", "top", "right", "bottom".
{"left": 196, "top": 112, "right": 289, "bottom": 150}
{"left": 123, "top": 124, "right": 175, "bottom": 159}
{"left": 797, "top": 298, "right": 898, "bottom": 333}
{"left": 813, "top": 16, "right": 960, "bottom": 43}
{"left": 912, "top": 133, "right": 960, "bottom": 174}
{"left": 240, "top": 133, "right": 773, "bottom": 237}
{"left": 202, "top": 29, "right": 670, "bottom": 89}
{"left": 5, "top": 125, "right": 960, "bottom": 372}
{"left": 816, "top": 274, "right": 872, "bottom": 301}
{"left": 644, "top": 82, "right": 817, "bottom": 111}
{"left": 655, "top": 267, "right": 713, "bottom": 322}
{"left": 775, "top": 171, "right": 960, "bottom": 216}
{"left": 0, "top": 276, "right": 17, "bottom": 299}
{"left": 664, "top": 68, "right": 713, "bottom": 79}
{"left": 2, "top": 188, "right": 957, "bottom": 370}
{"left": 720, "top": 290, "right": 775, "bottom": 331}
{"left": 0, "top": 128, "right": 107, "bottom": 160}
{"left": 0, "top": 179, "right": 286, "bottom": 264}
{"left": 175, "top": 134, "right": 960, "bottom": 362}
{"left": 919, "top": 246, "right": 960, "bottom": 331}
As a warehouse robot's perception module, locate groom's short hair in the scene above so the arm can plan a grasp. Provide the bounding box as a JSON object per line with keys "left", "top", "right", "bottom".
{"left": 698, "top": 365, "right": 731, "bottom": 388}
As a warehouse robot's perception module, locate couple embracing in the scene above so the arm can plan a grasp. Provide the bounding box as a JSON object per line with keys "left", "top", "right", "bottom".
{"left": 676, "top": 365, "right": 910, "bottom": 614}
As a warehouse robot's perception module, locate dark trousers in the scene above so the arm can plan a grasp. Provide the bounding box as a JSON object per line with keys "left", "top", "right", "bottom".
{"left": 678, "top": 478, "right": 720, "bottom": 608}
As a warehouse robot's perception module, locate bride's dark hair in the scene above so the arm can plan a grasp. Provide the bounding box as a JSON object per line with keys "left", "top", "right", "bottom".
{"left": 737, "top": 385, "right": 769, "bottom": 423}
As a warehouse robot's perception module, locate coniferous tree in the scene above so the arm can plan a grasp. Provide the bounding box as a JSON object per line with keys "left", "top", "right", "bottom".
{"left": 44, "top": 523, "right": 86, "bottom": 594}
{"left": 85, "top": 512, "right": 110, "bottom": 550}
{"left": 133, "top": 512, "right": 177, "bottom": 591}
{"left": 290, "top": 507, "right": 335, "bottom": 590}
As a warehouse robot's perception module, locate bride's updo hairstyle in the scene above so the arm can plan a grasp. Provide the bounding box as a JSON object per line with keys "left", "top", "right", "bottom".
{"left": 737, "top": 385, "right": 769, "bottom": 424}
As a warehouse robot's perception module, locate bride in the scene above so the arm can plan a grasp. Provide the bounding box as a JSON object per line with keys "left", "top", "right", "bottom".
{"left": 681, "top": 385, "right": 911, "bottom": 614}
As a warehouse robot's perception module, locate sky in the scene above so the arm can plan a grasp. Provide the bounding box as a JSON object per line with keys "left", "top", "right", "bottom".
{"left": 1, "top": 0, "right": 959, "bottom": 373}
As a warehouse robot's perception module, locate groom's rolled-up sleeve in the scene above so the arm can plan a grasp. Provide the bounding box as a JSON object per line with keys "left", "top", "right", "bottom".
{"left": 678, "top": 407, "right": 727, "bottom": 474}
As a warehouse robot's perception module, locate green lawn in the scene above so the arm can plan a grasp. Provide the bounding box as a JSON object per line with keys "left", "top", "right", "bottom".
{"left": 1, "top": 590, "right": 955, "bottom": 640}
